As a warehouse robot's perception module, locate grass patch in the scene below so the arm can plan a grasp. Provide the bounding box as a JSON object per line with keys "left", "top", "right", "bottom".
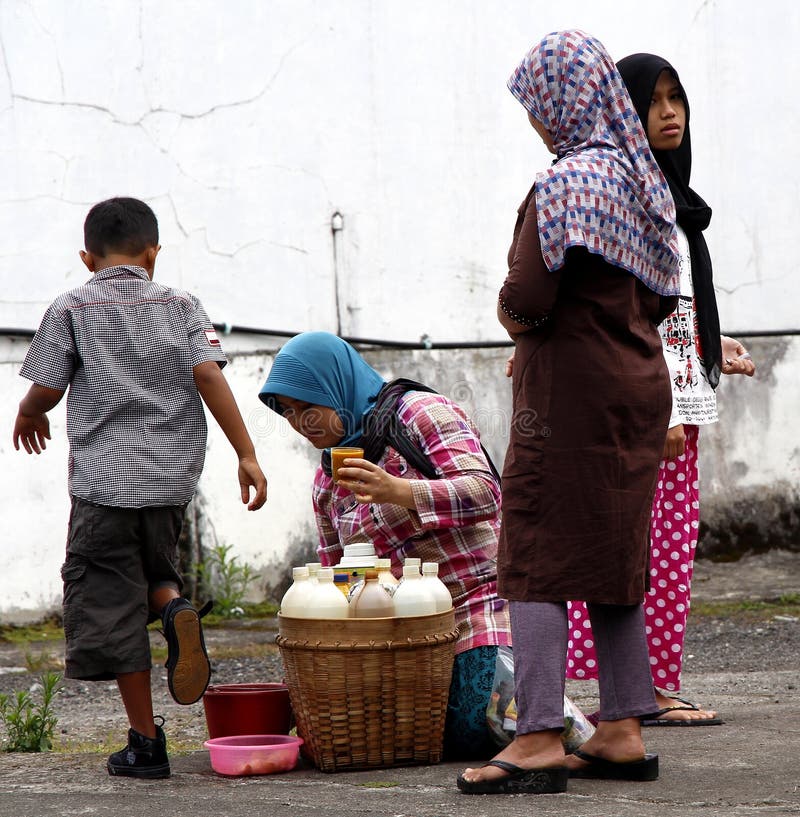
{"left": 55, "top": 731, "right": 122, "bottom": 754}
{"left": 145, "top": 601, "right": 279, "bottom": 631}
{"left": 239, "top": 601, "right": 280, "bottom": 618}
{"left": 54, "top": 733, "right": 206, "bottom": 755}
{"left": 0, "top": 618, "right": 66, "bottom": 673}
{"left": 1, "top": 603, "right": 279, "bottom": 646}
{"left": 3, "top": 606, "right": 280, "bottom": 674}
{"left": 690, "top": 594, "right": 800, "bottom": 621}
{"left": 201, "top": 601, "right": 280, "bottom": 625}
{"left": 0, "top": 616, "right": 64, "bottom": 646}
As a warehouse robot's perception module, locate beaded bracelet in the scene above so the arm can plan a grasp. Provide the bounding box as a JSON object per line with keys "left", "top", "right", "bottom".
{"left": 498, "top": 298, "right": 550, "bottom": 329}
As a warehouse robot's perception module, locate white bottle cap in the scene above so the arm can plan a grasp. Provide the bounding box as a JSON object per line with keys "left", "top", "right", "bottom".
{"left": 306, "top": 562, "right": 321, "bottom": 575}
{"left": 318, "top": 567, "right": 334, "bottom": 581}
{"left": 375, "top": 558, "right": 392, "bottom": 570}
{"left": 422, "top": 562, "right": 439, "bottom": 575}
{"left": 402, "top": 564, "right": 421, "bottom": 578}
{"left": 404, "top": 557, "right": 421, "bottom": 567}
{"left": 343, "top": 542, "right": 376, "bottom": 558}
{"left": 292, "top": 566, "right": 310, "bottom": 579}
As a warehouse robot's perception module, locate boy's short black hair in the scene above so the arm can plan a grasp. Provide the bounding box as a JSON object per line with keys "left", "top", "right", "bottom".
{"left": 83, "top": 197, "right": 159, "bottom": 257}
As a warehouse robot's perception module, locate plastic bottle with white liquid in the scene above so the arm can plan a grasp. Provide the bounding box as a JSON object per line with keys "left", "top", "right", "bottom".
{"left": 279, "top": 566, "right": 315, "bottom": 617}
{"left": 392, "top": 564, "right": 437, "bottom": 616}
{"left": 305, "top": 567, "right": 350, "bottom": 618}
{"left": 421, "top": 562, "right": 453, "bottom": 612}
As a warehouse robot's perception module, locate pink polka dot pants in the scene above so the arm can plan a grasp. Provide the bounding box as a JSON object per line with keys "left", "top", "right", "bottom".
{"left": 567, "top": 424, "right": 700, "bottom": 692}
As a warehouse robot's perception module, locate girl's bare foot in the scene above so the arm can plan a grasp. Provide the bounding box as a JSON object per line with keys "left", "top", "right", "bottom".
{"left": 648, "top": 689, "right": 718, "bottom": 722}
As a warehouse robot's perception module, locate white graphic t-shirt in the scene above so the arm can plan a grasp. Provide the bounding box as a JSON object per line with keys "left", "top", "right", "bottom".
{"left": 660, "top": 226, "right": 718, "bottom": 428}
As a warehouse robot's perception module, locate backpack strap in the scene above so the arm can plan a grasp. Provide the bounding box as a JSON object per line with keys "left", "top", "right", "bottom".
{"left": 363, "top": 379, "right": 501, "bottom": 482}
{"left": 321, "top": 378, "right": 500, "bottom": 483}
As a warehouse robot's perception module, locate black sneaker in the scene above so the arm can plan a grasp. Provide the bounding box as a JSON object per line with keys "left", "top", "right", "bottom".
{"left": 161, "top": 597, "right": 212, "bottom": 705}
{"left": 107, "top": 717, "right": 170, "bottom": 779}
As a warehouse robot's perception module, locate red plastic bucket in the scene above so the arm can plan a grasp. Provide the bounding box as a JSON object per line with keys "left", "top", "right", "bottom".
{"left": 202, "top": 683, "right": 292, "bottom": 739}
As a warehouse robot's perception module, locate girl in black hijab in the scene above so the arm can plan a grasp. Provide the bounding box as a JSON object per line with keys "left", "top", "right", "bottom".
{"left": 621, "top": 53, "right": 722, "bottom": 385}
{"left": 566, "top": 53, "right": 755, "bottom": 726}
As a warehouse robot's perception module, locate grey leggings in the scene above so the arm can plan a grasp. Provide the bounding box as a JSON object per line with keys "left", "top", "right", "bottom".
{"left": 510, "top": 600, "right": 657, "bottom": 733}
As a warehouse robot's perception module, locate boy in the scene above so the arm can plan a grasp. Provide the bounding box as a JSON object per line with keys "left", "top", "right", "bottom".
{"left": 13, "top": 197, "right": 268, "bottom": 779}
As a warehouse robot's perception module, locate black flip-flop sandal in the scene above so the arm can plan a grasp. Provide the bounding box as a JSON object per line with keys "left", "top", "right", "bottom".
{"left": 665, "top": 695, "right": 701, "bottom": 707}
{"left": 568, "top": 748, "right": 659, "bottom": 781}
{"left": 457, "top": 759, "right": 569, "bottom": 794}
{"left": 641, "top": 704, "right": 724, "bottom": 727}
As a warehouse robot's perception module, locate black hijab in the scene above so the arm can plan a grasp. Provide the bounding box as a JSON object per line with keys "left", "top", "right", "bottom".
{"left": 617, "top": 53, "right": 722, "bottom": 388}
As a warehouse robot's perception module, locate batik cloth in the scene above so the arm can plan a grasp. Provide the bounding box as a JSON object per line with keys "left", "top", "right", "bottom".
{"left": 567, "top": 424, "right": 701, "bottom": 691}
{"left": 443, "top": 645, "right": 500, "bottom": 760}
{"left": 507, "top": 30, "right": 680, "bottom": 296}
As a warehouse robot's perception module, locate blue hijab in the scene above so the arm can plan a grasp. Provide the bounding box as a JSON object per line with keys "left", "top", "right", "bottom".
{"left": 258, "top": 331, "right": 386, "bottom": 447}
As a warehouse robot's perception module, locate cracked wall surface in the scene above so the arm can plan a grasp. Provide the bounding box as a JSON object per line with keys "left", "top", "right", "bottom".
{"left": 0, "top": 1, "right": 798, "bottom": 617}
{"left": 1, "top": 1, "right": 797, "bottom": 339}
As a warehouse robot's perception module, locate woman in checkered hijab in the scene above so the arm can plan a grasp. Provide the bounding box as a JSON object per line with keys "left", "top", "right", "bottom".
{"left": 458, "top": 31, "right": 680, "bottom": 794}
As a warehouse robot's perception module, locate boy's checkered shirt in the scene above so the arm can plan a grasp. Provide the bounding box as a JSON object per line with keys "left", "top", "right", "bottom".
{"left": 20, "top": 265, "right": 227, "bottom": 508}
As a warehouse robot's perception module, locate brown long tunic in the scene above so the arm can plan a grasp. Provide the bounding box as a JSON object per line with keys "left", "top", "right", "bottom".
{"left": 497, "top": 188, "right": 677, "bottom": 605}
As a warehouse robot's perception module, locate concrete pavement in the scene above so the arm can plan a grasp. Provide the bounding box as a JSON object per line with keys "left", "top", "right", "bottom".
{"left": 2, "top": 696, "right": 798, "bottom": 817}
{"left": 1, "top": 550, "right": 798, "bottom": 817}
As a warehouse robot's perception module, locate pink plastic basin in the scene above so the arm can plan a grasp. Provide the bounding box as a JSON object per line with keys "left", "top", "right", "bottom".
{"left": 204, "top": 734, "right": 303, "bottom": 776}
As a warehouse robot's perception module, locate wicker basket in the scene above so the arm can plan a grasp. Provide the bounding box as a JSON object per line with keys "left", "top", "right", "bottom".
{"left": 276, "top": 609, "right": 458, "bottom": 772}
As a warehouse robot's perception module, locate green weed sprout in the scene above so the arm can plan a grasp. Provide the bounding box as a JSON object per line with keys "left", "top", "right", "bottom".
{"left": 0, "top": 671, "right": 63, "bottom": 752}
{"left": 199, "top": 543, "right": 259, "bottom": 618}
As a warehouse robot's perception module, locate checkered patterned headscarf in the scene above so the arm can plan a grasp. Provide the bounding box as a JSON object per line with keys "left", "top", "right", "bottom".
{"left": 508, "top": 30, "right": 680, "bottom": 295}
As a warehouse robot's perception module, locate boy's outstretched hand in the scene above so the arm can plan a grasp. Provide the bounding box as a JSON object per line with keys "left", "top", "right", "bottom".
{"left": 13, "top": 411, "right": 51, "bottom": 454}
{"left": 238, "top": 456, "right": 267, "bottom": 510}
{"left": 13, "top": 384, "right": 65, "bottom": 454}
{"left": 192, "top": 362, "right": 267, "bottom": 510}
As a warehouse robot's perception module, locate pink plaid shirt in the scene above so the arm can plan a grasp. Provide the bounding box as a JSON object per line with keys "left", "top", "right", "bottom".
{"left": 313, "top": 391, "right": 511, "bottom": 655}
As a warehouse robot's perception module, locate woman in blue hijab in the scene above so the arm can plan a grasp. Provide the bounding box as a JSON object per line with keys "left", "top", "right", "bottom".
{"left": 259, "top": 331, "right": 385, "bottom": 452}
{"left": 259, "top": 331, "right": 513, "bottom": 760}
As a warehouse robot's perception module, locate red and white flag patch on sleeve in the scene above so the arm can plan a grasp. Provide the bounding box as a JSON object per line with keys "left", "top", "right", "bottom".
{"left": 204, "top": 329, "right": 221, "bottom": 347}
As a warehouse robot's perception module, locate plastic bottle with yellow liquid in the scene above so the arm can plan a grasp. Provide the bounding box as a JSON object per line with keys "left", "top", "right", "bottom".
{"left": 375, "top": 557, "right": 400, "bottom": 595}
{"left": 349, "top": 569, "right": 394, "bottom": 617}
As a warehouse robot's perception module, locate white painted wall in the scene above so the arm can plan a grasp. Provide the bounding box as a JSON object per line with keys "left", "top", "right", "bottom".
{"left": 1, "top": 1, "right": 798, "bottom": 619}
